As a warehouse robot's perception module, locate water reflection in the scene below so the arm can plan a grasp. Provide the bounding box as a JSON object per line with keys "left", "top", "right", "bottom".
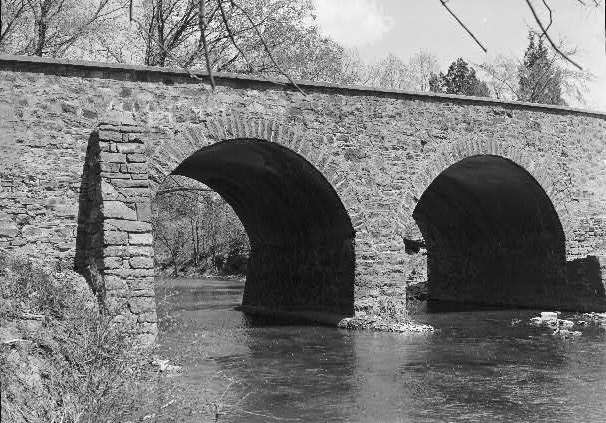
{"left": 155, "top": 279, "right": 606, "bottom": 423}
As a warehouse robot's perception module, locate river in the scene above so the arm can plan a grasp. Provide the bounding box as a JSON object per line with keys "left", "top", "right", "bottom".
{"left": 149, "top": 278, "right": 606, "bottom": 422}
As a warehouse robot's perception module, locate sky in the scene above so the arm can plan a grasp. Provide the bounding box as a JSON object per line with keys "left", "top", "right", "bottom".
{"left": 312, "top": 0, "right": 606, "bottom": 111}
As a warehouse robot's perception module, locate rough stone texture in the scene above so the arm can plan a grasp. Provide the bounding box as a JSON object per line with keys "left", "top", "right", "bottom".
{"left": 1, "top": 55, "right": 605, "bottom": 340}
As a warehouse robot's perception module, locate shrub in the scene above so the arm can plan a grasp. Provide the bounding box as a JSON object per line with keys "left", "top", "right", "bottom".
{"left": 0, "top": 250, "right": 151, "bottom": 423}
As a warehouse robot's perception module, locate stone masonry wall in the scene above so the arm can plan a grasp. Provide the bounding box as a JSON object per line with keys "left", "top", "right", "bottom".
{"left": 0, "top": 56, "right": 605, "bottom": 339}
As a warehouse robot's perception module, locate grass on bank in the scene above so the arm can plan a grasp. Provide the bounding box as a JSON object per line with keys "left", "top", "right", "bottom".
{"left": 0, "top": 250, "right": 150, "bottom": 423}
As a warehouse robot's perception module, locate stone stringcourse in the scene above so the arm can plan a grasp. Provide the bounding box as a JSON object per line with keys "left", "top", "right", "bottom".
{"left": 0, "top": 55, "right": 605, "bottom": 342}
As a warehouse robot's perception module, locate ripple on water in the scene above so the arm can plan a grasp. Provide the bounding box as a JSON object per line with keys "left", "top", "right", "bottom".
{"left": 152, "top": 279, "right": 606, "bottom": 423}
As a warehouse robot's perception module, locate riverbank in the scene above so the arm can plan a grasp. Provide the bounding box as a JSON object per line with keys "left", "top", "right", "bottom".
{"left": 0, "top": 250, "right": 155, "bottom": 422}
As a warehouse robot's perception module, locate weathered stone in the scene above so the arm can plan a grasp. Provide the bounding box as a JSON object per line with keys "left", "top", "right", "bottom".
{"left": 102, "top": 201, "right": 137, "bottom": 220}
{"left": 110, "top": 179, "right": 149, "bottom": 189}
{"left": 136, "top": 202, "right": 152, "bottom": 222}
{"left": 98, "top": 130, "right": 123, "bottom": 142}
{"left": 100, "top": 152, "right": 127, "bottom": 163}
{"left": 127, "top": 277, "right": 155, "bottom": 290}
{"left": 0, "top": 222, "right": 18, "bottom": 237}
{"left": 105, "top": 268, "right": 154, "bottom": 278}
{"left": 127, "top": 153, "right": 147, "bottom": 163}
{"left": 128, "top": 297, "right": 155, "bottom": 314}
{"left": 137, "top": 311, "right": 158, "bottom": 323}
{"left": 105, "top": 275, "right": 127, "bottom": 290}
{"left": 129, "top": 233, "right": 153, "bottom": 245}
{"left": 130, "top": 256, "right": 154, "bottom": 268}
{"left": 127, "top": 246, "right": 154, "bottom": 257}
{"left": 100, "top": 162, "right": 121, "bottom": 173}
{"left": 104, "top": 256, "right": 123, "bottom": 269}
{"left": 126, "top": 163, "right": 148, "bottom": 173}
{"left": 104, "top": 219, "right": 152, "bottom": 233}
{"left": 104, "top": 231, "right": 128, "bottom": 245}
{"left": 117, "top": 143, "right": 146, "bottom": 154}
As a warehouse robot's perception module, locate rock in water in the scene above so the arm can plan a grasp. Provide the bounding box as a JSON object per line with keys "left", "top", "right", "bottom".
{"left": 540, "top": 311, "right": 559, "bottom": 321}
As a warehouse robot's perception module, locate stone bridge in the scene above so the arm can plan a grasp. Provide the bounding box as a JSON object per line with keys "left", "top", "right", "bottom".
{"left": 0, "top": 55, "right": 605, "bottom": 342}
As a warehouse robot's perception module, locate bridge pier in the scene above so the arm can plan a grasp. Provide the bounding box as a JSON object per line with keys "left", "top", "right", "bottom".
{"left": 76, "top": 114, "right": 158, "bottom": 342}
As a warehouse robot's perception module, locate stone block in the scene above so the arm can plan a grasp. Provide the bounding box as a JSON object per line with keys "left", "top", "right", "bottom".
{"left": 104, "top": 230, "right": 128, "bottom": 245}
{"left": 105, "top": 268, "right": 154, "bottom": 278}
{"left": 111, "top": 179, "right": 149, "bottom": 189}
{"left": 130, "top": 256, "right": 154, "bottom": 269}
{"left": 128, "top": 296, "right": 156, "bottom": 314}
{"left": 105, "top": 219, "right": 152, "bottom": 233}
{"left": 138, "top": 323, "right": 158, "bottom": 335}
{"left": 104, "top": 256, "right": 123, "bottom": 269}
{"left": 137, "top": 311, "right": 158, "bottom": 323}
{"left": 105, "top": 275, "right": 127, "bottom": 290}
{"left": 100, "top": 152, "right": 126, "bottom": 163}
{"left": 117, "top": 143, "right": 146, "bottom": 154}
{"left": 102, "top": 201, "right": 137, "bottom": 220}
{"left": 126, "top": 163, "right": 148, "bottom": 173}
{"left": 100, "top": 162, "right": 121, "bottom": 173}
{"left": 21, "top": 225, "right": 51, "bottom": 241}
{"left": 127, "top": 153, "right": 147, "bottom": 163}
{"left": 98, "top": 130, "right": 123, "bottom": 142}
{"left": 0, "top": 222, "right": 18, "bottom": 238}
{"left": 127, "top": 246, "right": 154, "bottom": 257}
{"left": 128, "top": 277, "right": 155, "bottom": 290}
{"left": 104, "top": 246, "right": 128, "bottom": 257}
{"left": 100, "top": 110, "right": 136, "bottom": 126}
{"left": 103, "top": 172, "right": 131, "bottom": 179}
{"left": 137, "top": 333, "right": 156, "bottom": 345}
{"left": 136, "top": 202, "right": 152, "bottom": 222}
{"left": 129, "top": 232, "right": 153, "bottom": 245}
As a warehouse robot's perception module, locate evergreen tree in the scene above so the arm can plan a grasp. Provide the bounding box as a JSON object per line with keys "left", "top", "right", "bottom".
{"left": 429, "top": 58, "right": 490, "bottom": 97}
{"left": 518, "top": 32, "right": 564, "bottom": 105}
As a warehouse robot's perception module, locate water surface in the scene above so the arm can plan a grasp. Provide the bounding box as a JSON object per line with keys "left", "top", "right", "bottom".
{"left": 153, "top": 279, "right": 606, "bottom": 422}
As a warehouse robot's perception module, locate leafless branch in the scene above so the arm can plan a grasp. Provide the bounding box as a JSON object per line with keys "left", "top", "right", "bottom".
{"left": 198, "top": 0, "right": 216, "bottom": 88}
{"left": 438, "top": 0, "right": 487, "bottom": 53}
{"left": 229, "top": 0, "right": 305, "bottom": 95}
{"left": 540, "top": 0, "right": 553, "bottom": 33}
{"left": 217, "top": 0, "right": 253, "bottom": 72}
{"left": 525, "top": 0, "right": 583, "bottom": 69}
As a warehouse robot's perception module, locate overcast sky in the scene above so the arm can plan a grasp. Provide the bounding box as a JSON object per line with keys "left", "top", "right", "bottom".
{"left": 313, "top": 0, "right": 606, "bottom": 111}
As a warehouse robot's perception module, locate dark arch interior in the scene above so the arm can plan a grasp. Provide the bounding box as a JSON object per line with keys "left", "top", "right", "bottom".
{"left": 413, "top": 155, "right": 566, "bottom": 308}
{"left": 172, "top": 139, "right": 355, "bottom": 317}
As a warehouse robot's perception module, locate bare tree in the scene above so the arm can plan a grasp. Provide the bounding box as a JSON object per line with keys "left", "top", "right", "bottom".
{"left": 365, "top": 51, "right": 440, "bottom": 92}
{"left": 0, "top": 0, "right": 123, "bottom": 56}
{"left": 438, "top": 0, "right": 604, "bottom": 71}
{"left": 0, "top": 0, "right": 28, "bottom": 51}
{"left": 153, "top": 175, "right": 249, "bottom": 276}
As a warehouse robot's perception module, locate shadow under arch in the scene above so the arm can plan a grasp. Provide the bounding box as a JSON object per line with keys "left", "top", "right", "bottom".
{"left": 165, "top": 138, "right": 355, "bottom": 320}
{"left": 413, "top": 154, "right": 567, "bottom": 309}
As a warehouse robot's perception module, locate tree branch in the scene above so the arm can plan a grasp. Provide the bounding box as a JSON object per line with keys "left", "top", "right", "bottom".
{"left": 229, "top": 0, "right": 305, "bottom": 95}
{"left": 525, "top": 0, "right": 583, "bottom": 69}
{"left": 198, "top": 0, "right": 216, "bottom": 88}
{"left": 438, "top": 0, "right": 487, "bottom": 53}
{"left": 217, "top": 0, "right": 253, "bottom": 72}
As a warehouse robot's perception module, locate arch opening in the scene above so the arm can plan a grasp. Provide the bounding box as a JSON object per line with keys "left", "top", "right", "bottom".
{"left": 162, "top": 138, "right": 355, "bottom": 318}
{"left": 413, "top": 155, "right": 566, "bottom": 309}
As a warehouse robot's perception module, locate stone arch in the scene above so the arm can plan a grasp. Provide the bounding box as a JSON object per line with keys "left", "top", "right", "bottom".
{"left": 147, "top": 113, "right": 361, "bottom": 320}
{"left": 399, "top": 137, "right": 572, "bottom": 244}
{"left": 147, "top": 114, "right": 364, "bottom": 230}
{"left": 397, "top": 137, "right": 573, "bottom": 309}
